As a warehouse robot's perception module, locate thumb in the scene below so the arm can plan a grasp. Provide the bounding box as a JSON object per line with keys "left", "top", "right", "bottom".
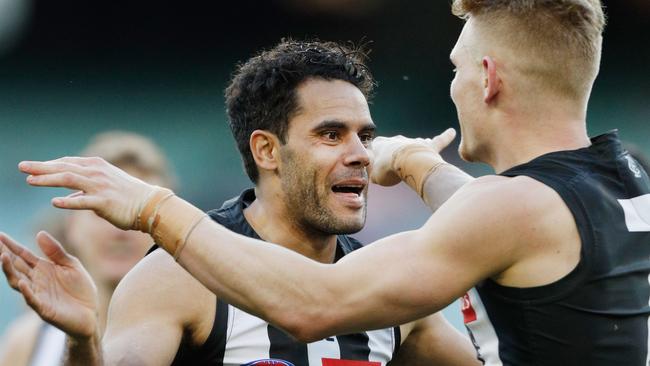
{"left": 430, "top": 128, "right": 457, "bottom": 153}
{"left": 36, "top": 231, "right": 75, "bottom": 267}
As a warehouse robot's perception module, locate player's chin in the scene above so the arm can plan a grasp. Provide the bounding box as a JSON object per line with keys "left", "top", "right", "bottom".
{"left": 330, "top": 208, "right": 366, "bottom": 234}
{"left": 458, "top": 141, "right": 477, "bottom": 163}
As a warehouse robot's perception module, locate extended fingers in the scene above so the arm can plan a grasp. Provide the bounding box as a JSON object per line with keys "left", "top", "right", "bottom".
{"left": 1, "top": 252, "right": 31, "bottom": 291}
{"left": 26, "top": 172, "right": 94, "bottom": 192}
{"left": 17, "top": 279, "right": 43, "bottom": 314}
{"left": 430, "top": 128, "right": 457, "bottom": 152}
{"left": 51, "top": 193, "right": 102, "bottom": 211}
{"left": 19, "top": 160, "right": 89, "bottom": 176}
{"left": 36, "top": 231, "right": 75, "bottom": 267}
{"left": 0, "top": 232, "right": 39, "bottom": 267}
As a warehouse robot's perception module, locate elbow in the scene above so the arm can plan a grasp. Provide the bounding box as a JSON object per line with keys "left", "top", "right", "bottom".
{"left": 285, "top": 318, "right": 332, "bottom": 344}
{"left": 270, "top": 307, "right": 336, "bottom": 343}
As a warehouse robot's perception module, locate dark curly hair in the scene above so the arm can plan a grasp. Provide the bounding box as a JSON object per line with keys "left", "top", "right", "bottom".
{"left": 225, "top": 38, "right": 375, "bottom": 183}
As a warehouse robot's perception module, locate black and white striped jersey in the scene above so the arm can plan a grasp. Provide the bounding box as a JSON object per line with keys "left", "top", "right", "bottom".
{"left": 209, "top": 300, "right": 397, "bottom": 366}
{"left": 461, "top": 131, "right": 650, "bottom": 365}
{"left": 170, "top": 189, "right": 400, "bottom": 366}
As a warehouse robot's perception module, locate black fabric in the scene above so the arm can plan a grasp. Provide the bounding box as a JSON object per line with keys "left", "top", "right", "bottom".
{"left": 165, "top": 188, "right": 386, "bottom": 365}
{"left": 213, "top": 299, "right": 230, "bottom": 366}
{"left": 391, "top": 325, "right": 401, "bottom": 360}
{"left": 268, "top": 324, "right": 310, "bottom": 364}
{"left": 471, "top": 131, "right": 650, "bottom": 365}
{"left": 337, "top": 333, "right": 371, "bottom": 360}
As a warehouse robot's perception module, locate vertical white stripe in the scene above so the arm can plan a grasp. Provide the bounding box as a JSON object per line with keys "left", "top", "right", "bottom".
{"left": 29, "top": 324, "right": 66, "bottom": 366}
{"left": 223, "top": 305, "right": 271, "bottom": 365}
{"left": 367, "top": 328, "right": 393, "bottom": 365}
{"left": 307, "top": 338, "right": 340, "bottom": 365}
{"left": 618, "top": 194, "right": 650, "bottom": 232}
{"left": 465, "top": 288, "right": 504, "bottom": 366}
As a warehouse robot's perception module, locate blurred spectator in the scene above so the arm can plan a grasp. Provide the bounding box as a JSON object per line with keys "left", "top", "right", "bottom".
{"left": 0, "top": 131, "right": 176, "bottom": 366}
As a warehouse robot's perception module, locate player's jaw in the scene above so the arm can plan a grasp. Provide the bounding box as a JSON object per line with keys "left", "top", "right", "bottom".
{"left": 320, "top": 171, "right": 368, "bottom": 231}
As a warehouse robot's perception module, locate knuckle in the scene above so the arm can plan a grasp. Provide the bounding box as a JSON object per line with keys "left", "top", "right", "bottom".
{"left": 61, "top": 172, "right": 75, "bottom": 185}
{"left": 87, "top": 156, "right": 104, "bottom": 165}
{"left": 87, "top": 168, "right": 104, "bottom": 178}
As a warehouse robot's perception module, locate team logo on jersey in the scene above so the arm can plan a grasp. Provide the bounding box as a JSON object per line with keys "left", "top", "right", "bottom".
{"left": 625, "top": 155, "right": 643, "bottom": 178}
{"left": 461, "top": 293, "right": 477, "bottom": 323}
{"left": 242, "top": 359, "right": 295, "bottom": 366}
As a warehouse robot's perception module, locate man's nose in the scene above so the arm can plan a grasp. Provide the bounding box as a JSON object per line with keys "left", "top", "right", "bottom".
{"left": 343, "top": 135, "right": 371, "bottom": 168}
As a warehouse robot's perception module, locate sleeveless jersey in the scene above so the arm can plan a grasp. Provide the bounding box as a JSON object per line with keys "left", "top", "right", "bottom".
{"left": 461, "top": 131, "right": 650, "bottom": 365}
{"left": 171, "top": 189, "right": 401, "bottom": 366}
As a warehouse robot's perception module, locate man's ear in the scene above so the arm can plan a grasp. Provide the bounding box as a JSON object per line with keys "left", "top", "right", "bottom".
{"left": 482, "top": 56, "right": 501, "bottom": 104}
{"left": 250, "top": 130, "right": 282, "bottom": 174}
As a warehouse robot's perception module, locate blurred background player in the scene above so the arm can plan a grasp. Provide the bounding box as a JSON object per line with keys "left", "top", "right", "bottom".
{"left": 0, "top": 131, "right": 176, "bottom": 366}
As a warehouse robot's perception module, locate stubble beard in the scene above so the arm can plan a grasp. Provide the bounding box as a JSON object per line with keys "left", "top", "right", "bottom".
{"left": 280, "top": 150, "right": 366, "bottom": 236}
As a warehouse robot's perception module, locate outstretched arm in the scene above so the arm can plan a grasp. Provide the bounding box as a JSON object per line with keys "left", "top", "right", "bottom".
{"left": 18, "top": 131, "right": 539, "bottom": 342}
{"left": 174, "top": 179, "right": 521, "bottom": 341}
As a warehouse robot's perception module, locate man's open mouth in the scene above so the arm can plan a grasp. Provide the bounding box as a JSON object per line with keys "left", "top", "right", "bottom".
{"left": 331, "top": 184, "right": 364, "bottom": 196}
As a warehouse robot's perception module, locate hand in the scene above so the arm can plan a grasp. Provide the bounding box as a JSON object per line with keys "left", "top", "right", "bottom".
{"left": 19, "top": 157, "right": 157, "bottom": 230}
{"left": 0, "top": 231, "right": 98, "bottom": 339}
{"left": 370, "top": 128, "right": 457, "bottom": 186}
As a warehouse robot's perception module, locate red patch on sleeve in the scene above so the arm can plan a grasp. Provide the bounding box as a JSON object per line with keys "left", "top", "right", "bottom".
{"left": 461, "top": 293, "right": 477, "bottom": 323}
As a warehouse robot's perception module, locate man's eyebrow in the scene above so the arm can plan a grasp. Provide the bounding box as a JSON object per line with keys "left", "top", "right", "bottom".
{"left": 312, "top": 120, "right": 377, "bottom": 132}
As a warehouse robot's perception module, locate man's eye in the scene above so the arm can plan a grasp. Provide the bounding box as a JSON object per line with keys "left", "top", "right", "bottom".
{"left": 323, "top": 131, "right": 338, "bottom": 140}
{"left": 360, "top": 133, "right": 374, "bottom": 145}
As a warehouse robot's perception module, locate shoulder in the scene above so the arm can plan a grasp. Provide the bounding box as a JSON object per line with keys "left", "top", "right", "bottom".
{"left": 109, "top": 248, "right": 216, "bottom": 345}
{"left": 0, "top": 311, "right": 42, "bottom": 366}
{"left": 417, "top": 174, "right": 568, "bottom": 274}
{"left": 444, "top": 174, "right": 564, "bottom": 229}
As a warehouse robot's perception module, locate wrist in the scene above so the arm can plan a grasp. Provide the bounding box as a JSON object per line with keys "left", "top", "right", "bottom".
{"left": 392, "top": 145, "right": 448, "bottom": 198}
{"left": 133, "top": 187, "right": 175, "bottom": 233}
{"left": 144, "top": 195, "right": 208, "bottom": 260}
{"left": 67, "top": 323, "right": 100, "bottom": 344}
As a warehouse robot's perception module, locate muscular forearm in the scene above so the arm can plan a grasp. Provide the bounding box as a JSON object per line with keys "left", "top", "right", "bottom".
{"left": 391, "top": 142, "right": 473, "bottom": 211}
{"left": 64, "top": 334, "right": 103, "bottom": 366}
{"left": 420, "top": 164, "right": 473, "bottom": 211}
{"left": 150, "top": 197, "right": 446, "bottom": 341}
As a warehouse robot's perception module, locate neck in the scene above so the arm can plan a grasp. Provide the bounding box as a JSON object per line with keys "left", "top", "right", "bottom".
{"left": 486, "top": 105, "right": 591, "bottom": 173}
{"left": 243, "top": 188, "right": 338, "bottom": 264}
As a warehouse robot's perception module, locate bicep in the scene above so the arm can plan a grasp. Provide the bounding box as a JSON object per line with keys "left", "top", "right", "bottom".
{"left": 101, "top": 251, "right": 210, "bottom": 366}
{"left": 103, "top": 319, "right": 182, "bottom": 366}
{"left": 322, "top": 183, "right": 520, "bottom": 334}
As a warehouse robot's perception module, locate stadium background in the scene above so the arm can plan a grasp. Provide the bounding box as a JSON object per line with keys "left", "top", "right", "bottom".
{"left": 0, "top": 0, "right": 648, "bottom": 336}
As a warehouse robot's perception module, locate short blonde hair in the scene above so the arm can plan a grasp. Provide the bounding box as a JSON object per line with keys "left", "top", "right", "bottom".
{"left": 81, "top": 130, "right": 177, "bottom": 190}
{"left": 452, "top": 0, "right": 605, "bottom": 99}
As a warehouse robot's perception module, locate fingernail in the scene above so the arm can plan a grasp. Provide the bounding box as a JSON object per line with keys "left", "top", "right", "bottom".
{"left": 18, "top": 162, "right": 30, "bottom": 170}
